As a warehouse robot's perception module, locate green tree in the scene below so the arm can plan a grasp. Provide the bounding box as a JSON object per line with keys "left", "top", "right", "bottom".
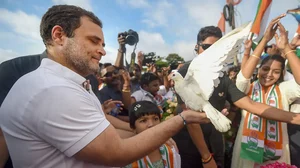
{"left": 165, "top": 53, "right": 184, "bottom": 64}
{"left": 155, "top": 59, "right": 168, "bottom": 69}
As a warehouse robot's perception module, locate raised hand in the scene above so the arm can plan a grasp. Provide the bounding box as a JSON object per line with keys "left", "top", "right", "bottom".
{"left": 146, "top": 63, "right": 156, "bottom": 73}
{"left": 263, "top": 14, "right": 286, "bottom": 42}
{"left": 274, "top": 22, "right": 290, "bottom": 55}
{"left": 137, "top": 51, "right": 144, "bottom": 63}
{"left": 118, "top": 34, "right": 125, "bottom": 46}
{"left": 290, "top": 34, "right": 300, "bottom": 50}
{"left": 162, "top": 66, "right": 170, "bottom": 76}
{"left": 120, "top": 69, "right": 131, "bottom": 84}
{"left": 244, "top": 39, "right": 252, "bottom": 51}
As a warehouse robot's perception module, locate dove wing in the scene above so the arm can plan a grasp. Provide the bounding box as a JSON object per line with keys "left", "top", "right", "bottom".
{"left": 185, "top": 22, "right": 252, "bottom": 100}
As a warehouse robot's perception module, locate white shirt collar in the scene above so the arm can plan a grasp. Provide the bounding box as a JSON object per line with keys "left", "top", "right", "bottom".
{"left": 40, "top": 58, "right": 86, "bottom": 85}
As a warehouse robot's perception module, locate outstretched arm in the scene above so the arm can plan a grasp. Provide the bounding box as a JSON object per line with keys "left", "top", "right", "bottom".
{"left": 234, "top": 96, "right": 300, "bottom": 124}
{"left": 114, "top": 35, "right": 125, "bottom": 68}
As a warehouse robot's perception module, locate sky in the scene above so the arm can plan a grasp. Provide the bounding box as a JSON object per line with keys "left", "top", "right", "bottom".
{"left": 0, "top": 0, "right": 299, "bottom": 64}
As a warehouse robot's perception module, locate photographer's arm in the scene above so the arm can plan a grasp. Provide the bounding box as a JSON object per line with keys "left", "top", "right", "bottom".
{"left": 115, "top": 36, "right": 125, "bottom": 69}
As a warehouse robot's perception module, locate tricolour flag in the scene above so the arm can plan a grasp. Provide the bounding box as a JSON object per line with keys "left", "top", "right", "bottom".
{"left": 287, "top": 7, "right": 300, "bottom": 34}
{"left": 249, "top": 0, "right": 272, "bottom": 42}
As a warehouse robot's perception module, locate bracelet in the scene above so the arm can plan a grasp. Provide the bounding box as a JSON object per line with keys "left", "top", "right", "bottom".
{"left": 284, "top": 50, "right": 296, "bottom": 58}
{"left": 202, "top": 154, "right": 213, "bottom": 164}
{"left": 122, "top": 89, "right": 130, "bottom": 93}
{"left": 179, "top": 113, "right": 186, "bottom": 125}
{"left": 251, "top": 54, "right": 260, "bottom": 59}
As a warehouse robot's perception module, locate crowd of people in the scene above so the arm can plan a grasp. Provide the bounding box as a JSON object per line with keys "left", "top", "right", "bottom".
{"left": 0, "top": 4, "right": 300, "bottom": 168}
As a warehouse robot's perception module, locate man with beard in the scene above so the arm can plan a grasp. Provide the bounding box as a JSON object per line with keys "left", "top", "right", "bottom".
{"left": 0, "top": 5, "right": 211, "bottom": 167}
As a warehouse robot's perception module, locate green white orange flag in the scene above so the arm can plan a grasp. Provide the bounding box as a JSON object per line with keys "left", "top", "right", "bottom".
{"left": 287, "top": 7, "right": 300, "bottom": 34}
{"left": 250, "top": 0, "right": 272, "bottom": 42}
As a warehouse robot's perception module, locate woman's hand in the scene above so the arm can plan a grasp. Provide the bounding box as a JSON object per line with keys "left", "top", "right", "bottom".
{"left": 290, "top": 34, "right": 300, "bottom": 50}
{"left": 244, "top": 39, "right": 252, "bottom": 51}
{"left": 263, "top": 14, "right": 286, "bottom": 43}
{"left": 274, "top": 22, "right": 291, "bottom": 57}
{"left": 120, "top": 69, "right": 131, "bottom": 84}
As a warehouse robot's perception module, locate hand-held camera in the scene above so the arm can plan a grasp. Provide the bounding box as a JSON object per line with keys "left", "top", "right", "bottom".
{"left": 118, "top": 29, "right": 139, "bottom": 46}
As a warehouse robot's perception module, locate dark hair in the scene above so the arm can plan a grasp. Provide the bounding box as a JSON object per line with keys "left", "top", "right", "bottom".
{"left": 103, "top": 63, "right": 112, "bottom": 68}
{"left": 40, "top": 5, "right": 103, "bottom": 46}
{"left": 228, "top": 66, "right": 240, "bottom": 74}
{"left": 140, "top": 73, "right": 159, "bottom": 88}
{"left": 129, "top": 101, "right": 161, "bottom": 129}
{"left": 264, "top": 45, "right": 272, "bottom": 53}
{"left": 197, "top": 26, "right": 222, "bottom": 43}
{"left": 259, "top": 55, "right": 286, "bottom": 84}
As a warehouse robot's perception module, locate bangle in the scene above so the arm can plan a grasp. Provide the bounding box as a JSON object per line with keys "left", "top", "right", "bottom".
{"left": 122, "top": 89, "right": 130, "bottom": 93}
{"left": 284, "top": 50, "right": 296, "bottom": 58}
{"left": 179, "top": 113, "right": 186, "bottom": 125}
{"left": 251, "top": 54, "right": 260, "bottom": 59}
{"left": 202, "top": 154, "right": 213, "bottom": 164}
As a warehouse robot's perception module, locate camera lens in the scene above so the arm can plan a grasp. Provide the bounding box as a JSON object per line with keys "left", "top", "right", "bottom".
{"left": 126, "top": 35, "right": 137, "bottom": 46}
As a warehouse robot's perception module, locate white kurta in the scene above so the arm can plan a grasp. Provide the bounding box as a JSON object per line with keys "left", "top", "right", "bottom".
{"left": 231, "top": 72, "right": 300, "bottom": 168}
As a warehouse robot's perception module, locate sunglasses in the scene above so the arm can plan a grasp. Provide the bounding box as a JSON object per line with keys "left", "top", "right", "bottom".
{"left": 105, "top": 69, "right": 119, "bottom": 77}
{"left": 199, "top": 43, "right": 212, "bottom": 50}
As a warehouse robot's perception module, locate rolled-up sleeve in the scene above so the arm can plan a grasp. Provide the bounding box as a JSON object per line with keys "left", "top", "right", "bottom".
{"left": 236, "top": 71, "right": 251, "bottom": 94}
{"left": 279, "top": 80, "right": 300, "bottom": 105}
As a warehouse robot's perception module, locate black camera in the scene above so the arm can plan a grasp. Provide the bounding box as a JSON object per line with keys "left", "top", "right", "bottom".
{"left": 118, "top": 29, "right": 139, "bottom": 46}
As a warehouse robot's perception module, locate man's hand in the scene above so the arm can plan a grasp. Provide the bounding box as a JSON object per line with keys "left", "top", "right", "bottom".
{"left": 176, "top": 63, "right": 184, "bottom": 70}
{"left": 118, "top": 34, "right": 125, "bottom": 46}
{"left": 102, "top": 99, "right": 123, "bottom": 114}
{"left": 157, "top": 67, "right": 169, "bottom": 78}
{"left": 146, "top": 63, "right": 156, "bottom": 73}
{"left": 221, "top": 108, "right": 229, "bottom": 116}
{"left": 162, "top": 67, "right": 170, "bottom": 76}
{"left": 181, "top": 110, "right": 210, "bottom": 124}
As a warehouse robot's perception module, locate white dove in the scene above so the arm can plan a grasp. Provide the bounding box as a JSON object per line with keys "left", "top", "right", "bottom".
{"left": 172, "top": 22, "right": 252, "bottom": 132}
